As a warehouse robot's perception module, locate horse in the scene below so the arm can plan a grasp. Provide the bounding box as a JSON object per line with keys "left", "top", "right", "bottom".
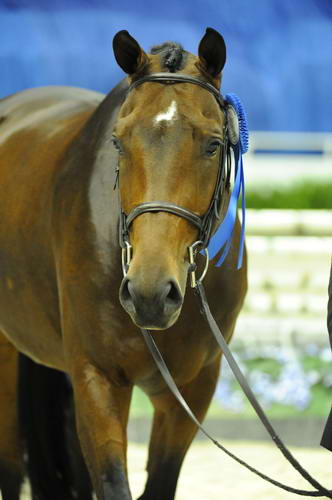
{"left": 0, "top": 27, "right": 247, "bottom": 499}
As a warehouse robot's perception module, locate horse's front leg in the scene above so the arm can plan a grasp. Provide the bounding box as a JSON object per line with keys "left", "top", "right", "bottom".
{"left": 139, "top": 354, "right": 221, "bottom": 500}
{"left": 70, "top": 360, "right": 133, "bottom": 500}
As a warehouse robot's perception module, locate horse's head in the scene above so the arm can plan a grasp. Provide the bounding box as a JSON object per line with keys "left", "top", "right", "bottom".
{"left": 113, "top": 28, "right": 228, "bottom": 330}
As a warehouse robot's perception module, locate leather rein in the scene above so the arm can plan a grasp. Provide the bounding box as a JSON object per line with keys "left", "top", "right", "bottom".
{"left": 116, "top": 73, "right": 332, "bottom": 498}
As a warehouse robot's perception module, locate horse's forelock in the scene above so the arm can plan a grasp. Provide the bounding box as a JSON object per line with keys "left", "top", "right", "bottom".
{"left": 150, "top": 42, "right": 187, "bottom": 73}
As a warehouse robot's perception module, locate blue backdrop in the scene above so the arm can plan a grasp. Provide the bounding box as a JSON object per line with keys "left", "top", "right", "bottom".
{"left": 1, "top": 0, "right": 331, "bottom": 132}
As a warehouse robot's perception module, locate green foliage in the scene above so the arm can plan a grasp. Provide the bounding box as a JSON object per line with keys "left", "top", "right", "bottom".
{"left": 228, "top": 384, "right": 332, "bottom": 419}
{"left": 246, "top": 181, "right": 332, "bottom": 209}
{"left": 302, "top": 355, "right": 330, "bottom": 373}
{"left": 245, "top": 357, "right": 282, "bottom": 380}
{"left": 130, "top": 387, "right": 153, "bottom": 417}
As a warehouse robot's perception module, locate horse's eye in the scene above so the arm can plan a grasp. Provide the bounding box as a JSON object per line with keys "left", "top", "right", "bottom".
{"left": 112, "top": 136, "right": 123, "bottom": 154}
{"left": 205, "top": 139, "right": 221, "bottom": 157}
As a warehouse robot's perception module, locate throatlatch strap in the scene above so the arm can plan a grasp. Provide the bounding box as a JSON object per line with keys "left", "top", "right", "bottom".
{"left": 140, "top": 282, "right": 332, "bottom": 498}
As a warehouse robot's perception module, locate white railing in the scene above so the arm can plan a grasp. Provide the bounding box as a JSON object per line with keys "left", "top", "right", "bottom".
{"left": 234, "top": 210, "right": 331, "bottom": 347}
{"left": 249, "top": 131, "right": 332, "bottom": 155}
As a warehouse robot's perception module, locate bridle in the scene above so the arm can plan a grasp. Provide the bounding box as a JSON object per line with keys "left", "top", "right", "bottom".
{"left": 118, "top": 72, "right": 231, "bottom": 283}
{"left": 114, "top": 73, "right": 332, "bottom": 498}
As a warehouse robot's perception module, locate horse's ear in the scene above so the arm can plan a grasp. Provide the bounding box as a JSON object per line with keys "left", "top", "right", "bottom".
{"left": 113, "top": 30, "right": 148, "bottom": 75}
{"left": 198, "top": 27, "right": 226, "bottom": 79}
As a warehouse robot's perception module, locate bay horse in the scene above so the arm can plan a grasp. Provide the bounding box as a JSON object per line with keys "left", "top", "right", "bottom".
{"left": 0, "top": 27, "right": 247, "bottom": 499}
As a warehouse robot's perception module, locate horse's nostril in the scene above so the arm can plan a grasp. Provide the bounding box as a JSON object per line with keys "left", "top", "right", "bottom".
{"left": 164, "top": 281, "right": 182, "bottom": 308}
{"left": 120, "top": 278, "right": 134, "bottom": 308}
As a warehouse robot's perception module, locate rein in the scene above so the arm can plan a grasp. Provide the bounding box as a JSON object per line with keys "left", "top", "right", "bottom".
{"left": 141, "top": 280, "right": 332, "bottom": 498}
{"left": 116, "top": 73, "right": 332, "bottom": 497}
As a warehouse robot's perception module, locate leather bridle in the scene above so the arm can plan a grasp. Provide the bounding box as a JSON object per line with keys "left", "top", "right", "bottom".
{"left": 114, "top": 73, "right": 332, "bottom": 498}
{"left": 118, "top": 72, "right": 230, "bottom": 279}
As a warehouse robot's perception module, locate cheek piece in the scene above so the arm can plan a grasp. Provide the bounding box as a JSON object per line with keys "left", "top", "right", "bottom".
{"left": 205, "top": 92, "right": 249, "bottom": 269}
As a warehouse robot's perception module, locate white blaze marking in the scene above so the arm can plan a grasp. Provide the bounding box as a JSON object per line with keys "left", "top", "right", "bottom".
{"left": 154, "top": 100, "right": 177, "bottom": 125}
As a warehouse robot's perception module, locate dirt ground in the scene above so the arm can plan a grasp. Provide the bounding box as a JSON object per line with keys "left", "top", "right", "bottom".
{"left": 20, "top": 440, "right": 331, "bottom": 500}
{"left": 127, "top": 440, "right": 331, "bottom": 500}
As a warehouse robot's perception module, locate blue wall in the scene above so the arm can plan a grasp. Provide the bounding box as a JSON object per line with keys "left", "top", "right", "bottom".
{"left": 1, "top": 0, "right": 331, "bottom": 132}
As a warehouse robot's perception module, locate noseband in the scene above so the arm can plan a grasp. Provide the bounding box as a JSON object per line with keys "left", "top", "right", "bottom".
{"left": 118, "top": 72, "right": 230, "bottom": 280}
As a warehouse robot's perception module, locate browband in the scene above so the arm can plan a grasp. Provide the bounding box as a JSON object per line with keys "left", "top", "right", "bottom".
{"left": 128, "top": 72, "right": 225, "bottom": 109}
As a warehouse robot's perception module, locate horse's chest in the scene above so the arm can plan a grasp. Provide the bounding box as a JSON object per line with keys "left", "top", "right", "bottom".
{"left": 116, "top": 329, "right": 218, "bottom": 394}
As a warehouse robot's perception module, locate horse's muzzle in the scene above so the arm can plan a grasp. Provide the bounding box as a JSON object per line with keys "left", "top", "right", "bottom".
{"left": 119, "top": 277, "right": 183, "bottom": 330}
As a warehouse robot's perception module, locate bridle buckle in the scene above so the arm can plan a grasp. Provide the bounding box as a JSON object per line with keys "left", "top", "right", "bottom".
{"left": 188, "top": 241, "right": 209, "bottom": 288}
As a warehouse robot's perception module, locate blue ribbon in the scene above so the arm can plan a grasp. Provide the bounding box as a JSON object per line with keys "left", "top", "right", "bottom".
{"left": 206, "top": 142, "right": 246, "bottom": 270}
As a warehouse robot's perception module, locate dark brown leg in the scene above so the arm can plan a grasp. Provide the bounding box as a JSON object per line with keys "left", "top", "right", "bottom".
{"left": 0, "top": 462, "right": 23, "bottom": 500}
{"left": 0, "top": 333, "right": 24, "bottom": 500}
{"left": 18, "top": 353, "right": 94, "bottom": 500}
{"left": 138, "top": 355, "right": 221, "bottom": 500}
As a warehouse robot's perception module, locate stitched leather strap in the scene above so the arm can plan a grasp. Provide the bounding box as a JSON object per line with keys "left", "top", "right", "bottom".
{"left": 140, "top": 281, "right": 332, "bottom": 498}
{"left": 128, "top": 72, "right": 224, "bottom": 108}
{"left": 126, "top": 202, "right": 203, "bottom": 230}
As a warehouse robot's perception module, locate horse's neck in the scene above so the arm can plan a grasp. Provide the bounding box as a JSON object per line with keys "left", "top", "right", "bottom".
{"left": 85, "top": 79, "right": 128, "bottom": 273}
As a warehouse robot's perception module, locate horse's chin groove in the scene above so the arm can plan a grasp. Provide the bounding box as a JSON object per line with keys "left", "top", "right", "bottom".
{"left": 130, "top": 311, "right": 181, "bottom": 331}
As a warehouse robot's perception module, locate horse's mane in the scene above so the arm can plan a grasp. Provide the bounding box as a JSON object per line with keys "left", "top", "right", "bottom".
{"left": 150, "top": 42, "right": 187, "bottom": 73}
